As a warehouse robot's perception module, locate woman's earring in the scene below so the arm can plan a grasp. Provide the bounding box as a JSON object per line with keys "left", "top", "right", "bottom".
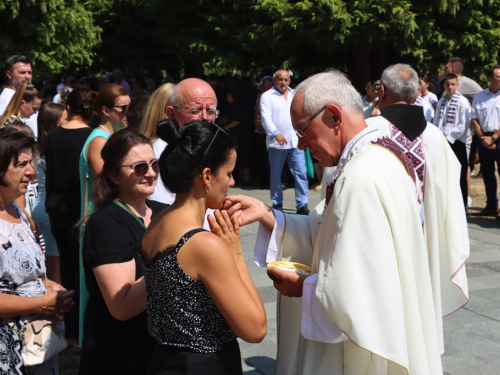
{"left": 206, "top": 185, "right": 212, "bottom": 193}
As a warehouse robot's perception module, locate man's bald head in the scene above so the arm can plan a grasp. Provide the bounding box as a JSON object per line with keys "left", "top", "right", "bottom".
{"left": 378, "top": 64, "right": 419, "bottom": 110}
{"left": 273, "top": 70, "right": 291, "bottom": 94}
{"left": 167, "top": 78, "right": 218, "bottom": 127}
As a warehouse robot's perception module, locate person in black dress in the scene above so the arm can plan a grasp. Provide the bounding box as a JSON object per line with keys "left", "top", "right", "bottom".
{"left": 141, "top": 119, "right": 267, "bottom": 375}
{"left": 44, "top": 87, "right": 95, "bottom": 345}
{"left": 79, "top": 130, "right": 166, "bottom": 374}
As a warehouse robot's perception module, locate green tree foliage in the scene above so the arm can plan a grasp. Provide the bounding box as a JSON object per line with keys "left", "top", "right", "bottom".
{"left": 0, "top": 0, "right": 103, "bottom": 78}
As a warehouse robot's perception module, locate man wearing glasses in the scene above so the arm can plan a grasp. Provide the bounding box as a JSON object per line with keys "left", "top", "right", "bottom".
{"left": 166, "top": 78, "right": 220, "bottom": 127}
{"left": 260, "top": 69, "right": 309, "bottom": 215}
{"left": 225, "top": 70, "right": 442, "bottom": 374}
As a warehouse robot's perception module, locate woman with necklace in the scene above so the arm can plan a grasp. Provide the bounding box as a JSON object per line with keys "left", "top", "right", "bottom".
{"left": 79, "top": 129, "right": 164, "bottom": 374}
{"left": 43, "top": 87, "right": 95, "bottom": 348}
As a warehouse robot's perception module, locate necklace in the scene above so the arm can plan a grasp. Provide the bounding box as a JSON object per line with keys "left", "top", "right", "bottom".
{"left": 99, "top": 125, "right": 112, "bottom": 134}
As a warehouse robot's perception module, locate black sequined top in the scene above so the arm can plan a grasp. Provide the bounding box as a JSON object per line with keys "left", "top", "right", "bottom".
{"left": 141, "top": 228, "right": 236, "bottom": 353}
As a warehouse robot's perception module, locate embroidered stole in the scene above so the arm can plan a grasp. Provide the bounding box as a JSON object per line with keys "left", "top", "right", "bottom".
{"left": 437, "top": 91, "right": 461, "bottom": 135}
{"left": 325, "top": 136, "right": 419, "bottom": 207}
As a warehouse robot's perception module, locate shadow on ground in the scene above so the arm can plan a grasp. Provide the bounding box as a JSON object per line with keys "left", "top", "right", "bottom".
{"left": 244, "top": 356, "right": 276, "bottom": 375}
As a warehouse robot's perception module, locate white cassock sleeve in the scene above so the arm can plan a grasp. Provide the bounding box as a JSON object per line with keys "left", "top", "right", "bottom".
{"left": 301, "top": 273, "right": 348, "bottom": 343}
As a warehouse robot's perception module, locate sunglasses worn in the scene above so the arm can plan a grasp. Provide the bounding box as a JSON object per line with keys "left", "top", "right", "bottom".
{"left": 200, "top": 118, "right": 228, "bottom": 156}
{"left": 111, "top": 105, "right": 128, "bottom": 113}
{"left": 173, "top": 106, "right": 220, "bottom": 119}
{"left": 295, "top": 105, "right": 327, "bottom": 138}
{"left": 121, "top": 159, "right": 159, "bottom": 177}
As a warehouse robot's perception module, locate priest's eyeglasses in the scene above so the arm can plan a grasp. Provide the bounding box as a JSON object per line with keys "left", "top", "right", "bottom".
{"left": 295, "top": 105, "right": 327, "bottom": 138}
{"left": 201, "top": 118, "right": 228, "bottom": 156}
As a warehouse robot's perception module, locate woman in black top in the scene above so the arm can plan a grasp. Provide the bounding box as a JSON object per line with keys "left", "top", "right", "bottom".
{"left": 79, "top": 130, "right": 166, "bottom": 374}
{"left": 44, "top": 87, "right": 95, "bottom": 345}
{"left": 141, "top": 119, "right": 266, "bottom": 375}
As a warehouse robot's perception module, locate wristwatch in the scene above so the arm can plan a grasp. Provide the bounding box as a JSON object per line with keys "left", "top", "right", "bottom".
{"left": 492, "top": 136, "right": 497, "bottom": 143}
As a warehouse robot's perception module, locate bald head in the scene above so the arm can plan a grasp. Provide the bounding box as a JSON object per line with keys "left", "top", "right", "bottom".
{"left": 379, "top": 64, "right": 419, "bottom": 109}
{"left": 167, "top": 78, "right": 218, "bottom": 127}
{"left": 274, "top": 69, "right": 291, "bottom": 94}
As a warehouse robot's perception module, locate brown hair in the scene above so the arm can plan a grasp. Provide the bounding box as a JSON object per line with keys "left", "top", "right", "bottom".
{"left": 0, "top": 127, "right": 35, "bottom": 187}
{"left": 66, "top": 87, "right": 96, "bottom": 123}
{"left": 78, "top": 129, "right": 153, "bottom": 233}
{"left": 444, "top": 73, "right": 458, "bottom": 82}
{"left": 37, "top": 103, "right": 65, "bottom": 153}
{"left": 0, "top": 82, "right": 39, "bottom": 127}
{"left": 95, "top": 83, "right": 129, "bottom": 117}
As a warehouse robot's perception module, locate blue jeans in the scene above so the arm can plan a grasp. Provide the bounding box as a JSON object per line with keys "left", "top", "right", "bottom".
{"left": 477, "top": 140, "right": 500, "bottom": 209}
{"left": 268, "top": 147, "right": 309, "bottom": 209}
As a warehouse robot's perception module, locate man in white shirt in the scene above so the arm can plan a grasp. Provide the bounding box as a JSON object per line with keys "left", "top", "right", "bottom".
{"left": 225, "top": 71, "right": 443, "bottom": 375}
{"left": 470, "top": 65, "right": 500, "bottom": 217}
{"left": 0, "top": 55, "right": 39, "bottom": 137}
{"left": 260, "top": 69, "right": 309, "bottom": 214}
{"left": 0, "top": 55, "right": 32, "bottom": 115}
{"left": 433, "top": 73, "right": 471, "bottom": 206}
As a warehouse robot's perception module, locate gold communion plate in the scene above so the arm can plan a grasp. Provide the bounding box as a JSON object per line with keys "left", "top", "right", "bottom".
{"left": 268, "top": 261, "right": 312, "bottom": 276}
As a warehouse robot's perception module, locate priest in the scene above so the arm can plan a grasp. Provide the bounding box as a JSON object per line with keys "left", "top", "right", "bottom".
{"left": 368, "top": 64, "right": 470, "bottom": 354}
{"left": 225, "top": 71, "right": 442, "bottom": 374}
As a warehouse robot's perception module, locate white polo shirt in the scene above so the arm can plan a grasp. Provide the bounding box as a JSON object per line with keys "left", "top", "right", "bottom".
{"left": 260, "top": 86, "right": 297, "bottom": 149}
{"left": 471, "top": 87, "right": 500, "bottom": 133}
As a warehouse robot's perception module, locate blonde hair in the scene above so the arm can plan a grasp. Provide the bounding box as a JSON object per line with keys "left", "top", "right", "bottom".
{"left": 0, "top": 82, "right": 39, "bottom": 127}
{"left": 139, "top": 83, "right": 175, "bottom": 141}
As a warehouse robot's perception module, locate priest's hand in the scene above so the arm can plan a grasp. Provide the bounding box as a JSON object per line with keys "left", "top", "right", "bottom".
{"left": 268, "top": 266, "right": 306, "bottom": 297}
{"left": 224, "top": 195, "right": 276, "bottom": 231}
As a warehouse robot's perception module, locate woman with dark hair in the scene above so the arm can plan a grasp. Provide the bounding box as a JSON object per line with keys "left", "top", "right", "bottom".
{"left": 141, "top": 118, "right": 266, "bottom": 375}
{"left": 79, "top": 129, "right": 165, "bottom": 374}
{"left": 0, "top": 127, "right": 74, "bottom": 374}
{"left": 32, "top": 103, "right": 67, "bottom": 283}
{"left": 0, "top": 82, "right": 41, "bottom": 128}
{"left": 43, "top": 87, "right": 95, "bottom": 346}
{"left": 420, "top": 74, "right": 438, "bottom": 110}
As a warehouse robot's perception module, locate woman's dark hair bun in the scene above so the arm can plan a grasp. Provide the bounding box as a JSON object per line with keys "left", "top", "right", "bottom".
{"left": 156, "top": 118, "right": 180, "bottom": 145}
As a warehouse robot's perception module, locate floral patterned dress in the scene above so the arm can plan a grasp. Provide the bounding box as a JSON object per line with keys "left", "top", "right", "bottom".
{"left": 0, "top": 203, "right": 57, "bottom": 375}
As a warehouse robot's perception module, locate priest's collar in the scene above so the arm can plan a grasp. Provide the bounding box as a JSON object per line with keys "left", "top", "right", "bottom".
{"left": 380, "top": 104, "right": 427, "bottom": 141}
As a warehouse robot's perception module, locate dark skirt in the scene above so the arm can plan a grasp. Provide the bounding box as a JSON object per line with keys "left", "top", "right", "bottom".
{"left": 146, "top": 339, "right": 243, "bottom": 375}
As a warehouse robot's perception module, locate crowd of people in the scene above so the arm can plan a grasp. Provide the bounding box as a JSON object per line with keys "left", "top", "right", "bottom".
{"left": 0, "top": 51, "right": 498, "bottom": 374}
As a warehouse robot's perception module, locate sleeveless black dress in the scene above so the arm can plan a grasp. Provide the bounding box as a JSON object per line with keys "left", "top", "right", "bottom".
{"left": 141, "top": 229, "right": 243, "bottom": 375}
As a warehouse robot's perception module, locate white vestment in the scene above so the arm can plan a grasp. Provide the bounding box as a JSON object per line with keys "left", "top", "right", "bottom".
{"left": 366, "top": 116, "right": 470, "bottom": 353}
{"left": 255, "top": 128, "right": 442, "bottom": 375}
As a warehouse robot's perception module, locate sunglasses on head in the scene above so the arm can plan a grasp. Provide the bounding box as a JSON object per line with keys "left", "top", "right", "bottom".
{"left": 121, "top": 159, "right": 159, "bottom": 177}
{"left": 200, "top": 118, "right": 228, "bottom": 156}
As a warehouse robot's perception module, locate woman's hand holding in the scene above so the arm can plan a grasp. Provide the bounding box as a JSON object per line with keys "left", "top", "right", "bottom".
{"left": 40, "top": 289, "right": 75, "bottom": 316}
{"left": 208, "top": 210, "right": 242, "bottom": 257}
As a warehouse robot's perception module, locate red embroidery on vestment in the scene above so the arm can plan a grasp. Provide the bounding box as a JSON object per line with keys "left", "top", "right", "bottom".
{"left": 389, "top": 122, "right": 426, "bottom": 197}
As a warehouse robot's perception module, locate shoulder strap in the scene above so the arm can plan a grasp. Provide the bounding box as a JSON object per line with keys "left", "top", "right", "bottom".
{"left": 184, "top": 228, "right": 208, "bottom": 238}
{"left": 112, "top": 200, "right": 147, "bottom": 229}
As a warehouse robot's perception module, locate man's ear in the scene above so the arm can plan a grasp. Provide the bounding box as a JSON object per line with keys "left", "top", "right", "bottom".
{"left": 166, "top": 106, "right": 175, "bottom": 119}
{"left": 6, "top": 70, "right": 12, "bottom": 82}
{"left": 325, "top": 104, "right": 342, "bottom": 127}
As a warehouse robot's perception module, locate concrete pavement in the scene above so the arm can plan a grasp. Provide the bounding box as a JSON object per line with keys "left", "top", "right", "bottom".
{"left": 233, "top": 185, "right": 500, "bottom": 375}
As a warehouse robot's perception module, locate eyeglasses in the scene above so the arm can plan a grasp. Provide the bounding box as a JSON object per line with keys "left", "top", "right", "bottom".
{"left": 374, "top": 83, "right": 382, "bottom": 91}
{"left": 173, "top": 106, "right": 220, "bottom": 119}
{"left": 200, "top": 118, "right": 228, "bottom": 156}
{"left": 121, "top": 159, "right": 159, "bottom": 177}
{"left": 111, "top": 105, "right": 128, "bottom": 113}
{"left": 295, "top": 105, "right": 327, "bottom": 138}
